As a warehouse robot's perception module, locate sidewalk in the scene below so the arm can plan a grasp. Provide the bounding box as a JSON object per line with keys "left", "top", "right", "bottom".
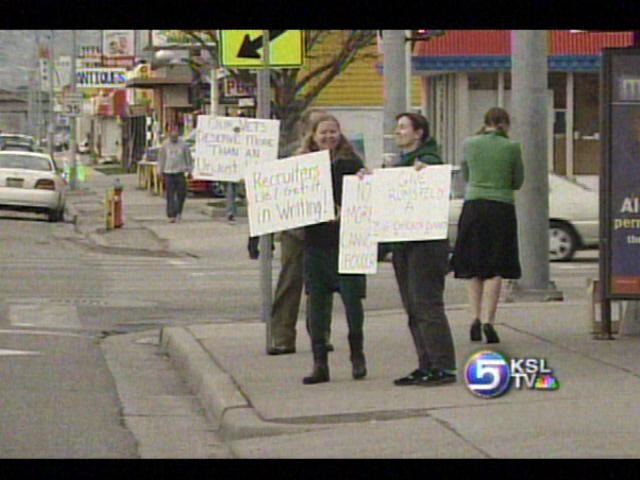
{"left": 67, "top": 165, "right": 640, "bottom": 458}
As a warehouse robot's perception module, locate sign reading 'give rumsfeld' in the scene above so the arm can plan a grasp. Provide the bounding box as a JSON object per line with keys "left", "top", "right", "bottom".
{"left": 76, "top": 68, "right": 127, "bottom": 88}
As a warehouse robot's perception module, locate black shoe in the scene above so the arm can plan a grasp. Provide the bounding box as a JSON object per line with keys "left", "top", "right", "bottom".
{"left": 351, "top": 357, "right": 367, "bottom": 380}
{"left": 470, "top": 318, "right": 482, "bottom": 342}
{"left": 393, "top": 369, "right": 429, "bottom": 386}
{"left": 483, "top": 323, "right": 500, "bottom": 344}
{"left": 325, "top": 343, "right": 334, "bottom": 352}
{"left": 267, "top": 346, "right": 296, "bottom": 356}
{"left": 302, "top": 366, "right": 329, "bottom": 384}
{"left": 415, "top": 369, "right": 457, "bottom": 387}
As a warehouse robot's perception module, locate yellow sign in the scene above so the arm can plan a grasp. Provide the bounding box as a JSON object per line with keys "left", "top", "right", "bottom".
{"left": 220, "top": 30, "right": 304, "bottom": 68}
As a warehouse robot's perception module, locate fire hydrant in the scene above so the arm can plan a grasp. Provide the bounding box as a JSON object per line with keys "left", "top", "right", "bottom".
{"left": 105, "top": 178, "right": 124, "bottom": 230}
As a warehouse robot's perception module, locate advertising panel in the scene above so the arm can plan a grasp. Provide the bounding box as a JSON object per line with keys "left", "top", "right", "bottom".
{"left": 605, "top": 51, "right": 640, "bottom": 296}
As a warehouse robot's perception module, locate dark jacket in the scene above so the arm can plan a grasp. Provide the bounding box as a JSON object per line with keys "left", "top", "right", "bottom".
{"left": 397, "top": 137, "right": 442, "bottom": 167}
{"left": 304, "top": 152, "right": 364, "bottom": 250}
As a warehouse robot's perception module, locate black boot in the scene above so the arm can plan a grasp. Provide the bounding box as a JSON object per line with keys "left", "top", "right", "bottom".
{"left": 348, "top": 334, "right": 367, "bottom": 380}
{"left": 483, "top": 323, "right": 500, "bottom": 344}
{"left": 470, "top": 318, "right": 482, "bottom": 342}
{"left": 303, "top": 343, "right": 330, "bottom": 385}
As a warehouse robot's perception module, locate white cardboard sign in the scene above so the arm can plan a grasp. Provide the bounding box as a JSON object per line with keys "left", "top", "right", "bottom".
{"left": 193, "top": 115, "right": 280, "bottom": 182}
{"left": 244, "top": 150, "right": 335, "bottom": 237}
{"left": 371, "top": 165, "right": 452, "bottom": 242}
{"left": 338, "top": 176, "right": 378, "bottom": 274}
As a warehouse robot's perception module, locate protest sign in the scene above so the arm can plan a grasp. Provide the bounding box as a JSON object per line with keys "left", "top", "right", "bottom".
{"left": 339, "top": 176, "right": 378, "bottom": 274}
{"left": 193, "top": 115, "right": 280, "bottom": 182}
{"left": 371, "top": 165, "right": 452, "bottom": 242}
{"left": 244, "top": 150, "right": 335, "bottom": 237}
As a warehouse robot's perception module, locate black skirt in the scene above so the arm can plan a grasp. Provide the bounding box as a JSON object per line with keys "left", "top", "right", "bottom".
{"left": 451, "top": 199, "right": 522, "bottom": 280}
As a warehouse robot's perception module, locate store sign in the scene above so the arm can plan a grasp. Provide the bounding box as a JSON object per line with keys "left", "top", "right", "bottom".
{"left": 223, "top": 78, "right": 255, "bottom": 97}
{"left": 76, "top": 68, "right": 127, "bottom": 89}
{"left": 103, "top": 30, "right": 135, "bottom": 67}
{"left": 152, "top": 30, "right": 216, "bottom": 47}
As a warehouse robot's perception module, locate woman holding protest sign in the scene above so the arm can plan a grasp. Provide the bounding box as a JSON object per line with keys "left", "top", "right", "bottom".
{"left": 387, "top": 112, "right": 456, "bottom": 387}
{"left": 299, "top": 114, "right": 367, "bottom": 385}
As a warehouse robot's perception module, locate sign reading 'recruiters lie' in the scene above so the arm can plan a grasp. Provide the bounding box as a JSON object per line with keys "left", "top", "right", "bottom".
{"left": 244, "top": 150, "right": 334, "bottom": 237}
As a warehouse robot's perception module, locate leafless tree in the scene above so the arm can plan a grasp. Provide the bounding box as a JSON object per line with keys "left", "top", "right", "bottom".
{"left": 182, "top": 30, "right": 377, "bottom": 155}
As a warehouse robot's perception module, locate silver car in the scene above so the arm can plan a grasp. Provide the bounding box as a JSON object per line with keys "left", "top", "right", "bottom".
{"left": 0, "top": 151, "right": 68, "bottom": 222}
{"left": 448, "top": 168, "right": 599, "bottom": 262}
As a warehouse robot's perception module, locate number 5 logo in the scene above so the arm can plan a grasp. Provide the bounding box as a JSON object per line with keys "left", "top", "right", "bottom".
{"left": 471, "top": 359, "right": 505, "bottom": 390}
{"left": 464, "top": 351, "right": 511, "bottom": 399}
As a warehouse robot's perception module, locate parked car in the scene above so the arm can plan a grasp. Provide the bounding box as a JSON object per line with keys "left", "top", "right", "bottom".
{"left": 0, "top": 133, "right": 37, "bottom": 152}
{"left": 378, "top": 167, "right": 599, "bottom": 262}
{"left": 0, "top": 151, "right": 67, "bottom": 222}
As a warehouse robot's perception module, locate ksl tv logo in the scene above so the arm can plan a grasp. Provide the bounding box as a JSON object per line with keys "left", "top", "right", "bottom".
{"left": 464, "top": 350, "right": 559, "bottom": 399}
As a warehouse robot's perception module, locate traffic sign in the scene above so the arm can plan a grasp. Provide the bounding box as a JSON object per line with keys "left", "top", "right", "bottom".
{"left": 219, "top": 30, "right": 304, "bottom": 68}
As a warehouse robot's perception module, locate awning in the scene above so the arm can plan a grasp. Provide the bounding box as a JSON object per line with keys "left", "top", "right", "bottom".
{"left": 126, "top": 76, "right": 192, "bottom": 89}
{"left": 404, "top": 54, "right": 603, "bottom": 73}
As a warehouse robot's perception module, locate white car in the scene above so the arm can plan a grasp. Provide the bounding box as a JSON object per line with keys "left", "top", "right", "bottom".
{"left": 0, "top": 151, "right": 68, "bottom": 222}
{"left": 448, "top": 168, "right": 599, "bottom": 262}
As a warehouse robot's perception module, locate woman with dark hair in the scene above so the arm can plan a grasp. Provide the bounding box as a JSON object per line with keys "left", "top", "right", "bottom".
{"left": 387, "top": 112, "right": 457, "bottom": 387}
{"left": 451, "top": 107, "right": 525, "bottom": 344}
{"left": 299, "top": 114, "right": 367, "bottom": 385}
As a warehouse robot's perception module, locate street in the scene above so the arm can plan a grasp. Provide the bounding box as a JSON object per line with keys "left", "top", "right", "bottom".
{"left": 0, "top": 178, "right": 600, "bottom": 458}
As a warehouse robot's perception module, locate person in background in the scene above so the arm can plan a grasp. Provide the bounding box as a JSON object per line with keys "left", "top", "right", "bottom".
{"left": 300, "top": 114, "right": 367, "bottom": 385}
{"left": 157, "top": 124, "right": 193, "bottom": 223}
{"left": 226, "top": 109, "right": 247, "bottom": 225}
{"left": 451, "top": 107, "right": 524, "bottom": 344}
{"left": 388, "top": 112, "right": 457, "bottom": 387}
{"left": 268, "top": 108, "right": 334, "bottom": 356}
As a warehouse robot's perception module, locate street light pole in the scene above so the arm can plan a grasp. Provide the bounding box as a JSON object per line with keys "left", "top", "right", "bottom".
{"left": 382, "top": 30, "right": 406, "bottom": 167}
{"left": 48, "top": 30, "right": 55, "bottom": 158}
{"left": 510, "top": 30, "right": 562, "bottom": 301}
{"left": 257, "top": 29, "right": 273, "bottom": 352}
{"left": 69, "top": 30, "right": 78, "bottom": 190}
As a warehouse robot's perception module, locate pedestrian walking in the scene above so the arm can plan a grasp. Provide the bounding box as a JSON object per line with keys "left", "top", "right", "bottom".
{"left": 451, "top": 107, "right": 524, "bottom": 344}
{"left": 300, "top": 114, "right": 367, "bottom": 384}
{"left": 268, "top": 108, "right": 334, "bottom": 356}
{"left": 389, "top": 112, "right": 457, "bottom": 387}
{"left": 157, "top": 125, "right": 193, "bottom": 223}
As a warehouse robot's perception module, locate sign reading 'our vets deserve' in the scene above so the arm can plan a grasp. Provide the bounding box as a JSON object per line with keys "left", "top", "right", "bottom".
{"left": 193, "top": 115, "right": 280, "bottom": 183}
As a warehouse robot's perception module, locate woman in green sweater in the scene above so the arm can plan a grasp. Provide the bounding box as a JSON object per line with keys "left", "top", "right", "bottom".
{"left": 451, "top": 107, "right": 525, "bottom": 344}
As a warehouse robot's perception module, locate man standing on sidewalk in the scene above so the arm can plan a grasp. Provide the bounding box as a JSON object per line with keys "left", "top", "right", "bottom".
{"left": 157, "top": 125, "right": 194, "bottom": 223}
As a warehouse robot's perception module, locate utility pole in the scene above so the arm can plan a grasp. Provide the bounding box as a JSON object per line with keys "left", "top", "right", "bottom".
{"left": 48, "top": 30, "right": 55, "bottom": 158}
{"left": 382, "top": 30, "right": 406, "bottom": 167}
{"left": 510, "top": 30, "right": 562, "bottom": 301}
{"left": 69, "top": 30, "right": 78, "bottom": 190}
{"left": 257, "top": 29, "right": 273, "bottom": 352}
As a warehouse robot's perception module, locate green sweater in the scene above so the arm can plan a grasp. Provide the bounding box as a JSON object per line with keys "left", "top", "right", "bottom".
{"left": 461, "top": 130, "right": 524, "bottom": 204}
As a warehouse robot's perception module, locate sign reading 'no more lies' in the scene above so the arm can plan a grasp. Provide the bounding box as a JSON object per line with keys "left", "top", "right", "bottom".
{"left": 193, "top": 115, "right": 280, "bottom": 183}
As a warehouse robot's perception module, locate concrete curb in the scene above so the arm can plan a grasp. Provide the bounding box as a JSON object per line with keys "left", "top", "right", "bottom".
{"left": 159, "top": 326, "right": 323, "bottom": 441}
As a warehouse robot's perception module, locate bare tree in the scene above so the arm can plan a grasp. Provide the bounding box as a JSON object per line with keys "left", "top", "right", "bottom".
{"left": 182, "top": 30, "right": 377, "bottom": 155}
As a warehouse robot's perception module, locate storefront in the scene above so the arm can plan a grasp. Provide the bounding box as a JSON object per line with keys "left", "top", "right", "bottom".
{"left": 410, "top": 30, "right": 635, "bottom": 181}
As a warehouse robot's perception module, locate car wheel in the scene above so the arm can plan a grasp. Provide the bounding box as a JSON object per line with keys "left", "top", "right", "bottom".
{"left": 549, "top": 221, "right": 577, "bottom": 262}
